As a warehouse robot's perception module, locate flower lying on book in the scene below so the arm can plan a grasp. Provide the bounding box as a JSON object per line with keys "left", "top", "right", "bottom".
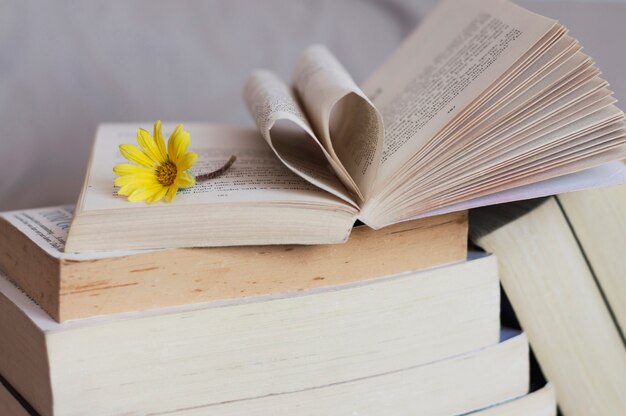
{"left": 113, "top": 120, "right": 235, "bottom": 204}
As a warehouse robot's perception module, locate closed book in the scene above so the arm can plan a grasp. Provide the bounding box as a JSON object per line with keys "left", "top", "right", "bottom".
{"left": 0, "top": 206, "right": 466, "bottom": 322}
{"left": 0, "top": 370, "right": 555, "bottom": 416}
{"left": 557, "top": 183, "right": 626, "bottom": 332}
{"left": 0, "top": 255, "right": 500, "bottom": 416}
{"left": 470, "top": 197, "right": 626, "bottom": 415}
{"left": 468, "top": 383, "right": 556, "bottom": 416}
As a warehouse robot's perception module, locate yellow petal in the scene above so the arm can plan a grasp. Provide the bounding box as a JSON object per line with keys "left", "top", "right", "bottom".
{"left": 117, "top": 186, "right": 135, "bottom": 196}
{"left": 176, "top": 172, "right": 195, "bottom": 188}
{"left": 119, "top": 144, "right": 157, "bottom": 168}
{"left": 116, "top": 175, "right": 158, "bottom": 194}
{"left": 128, "top": 186, "right": 165, "bottom": 203}
{"left": 113, "top": 163, "right": 152, "bottom": 176}
{"left": 178, "top": 152, "right": 198, "bottom": 171}
{"left": 137, "top": 129, "right": 166, "bottom": 164}
{"left": 174, "top": 132, "right": 191, "bottom": 161}
{"left": 114, "top": 176, "right": 132, "bottom": 187}
{"left": 117, "top": 188, "right": 131, "bottom": 196}
{"left": 146, "top": 186, "right": 168, "bottom": 204}
{"left": 164, "top": 185, "right": 179, "bottom": 202}
{"left": 114, "top": 175, "right": 157, "bottom": 188}
{"left": 168, "top": 126, "right": 190, "bottom": 163}
{"left": 153, "top": 120, "right": 168, "bottom": 162}
{"left": 118, "top": 181, "right": 145, "bottom": 196}
{"left": 167, "top": 124, "right": 184, "bottom": 161}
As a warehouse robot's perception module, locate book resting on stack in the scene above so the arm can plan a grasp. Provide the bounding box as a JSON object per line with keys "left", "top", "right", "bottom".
{"left": 0, "top": 251, "right": 556, "bottom": 415}
{"left": 470, "top": 188, "right": 626, "bottom": 416}
{"left": 63, "top": 0, "right": 626, "bottom": 252}
{"left": 3, "top": 0, "right": 626, "bottom": 414}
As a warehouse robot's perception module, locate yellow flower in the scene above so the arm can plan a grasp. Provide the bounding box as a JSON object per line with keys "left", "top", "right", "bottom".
{"left": 113, "top": 120, "right": 198, "bottom": 203}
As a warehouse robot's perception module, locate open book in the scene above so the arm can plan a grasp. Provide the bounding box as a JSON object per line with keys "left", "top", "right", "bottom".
{"left": 66, "top": 0, "right": 626, "bottom": 251}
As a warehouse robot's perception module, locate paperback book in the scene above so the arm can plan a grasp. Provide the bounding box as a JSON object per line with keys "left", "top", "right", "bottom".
{"left": 470, "top": 197, "right": 626, "bottom": 415}
{"left": 0, "top": 205, "right": 466, "bottom": 321}
{"left": 0, "top": 256, "right": 508, "bottom": 415}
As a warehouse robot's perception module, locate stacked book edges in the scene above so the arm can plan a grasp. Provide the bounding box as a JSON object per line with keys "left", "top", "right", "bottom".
{"left": 0, "top": 253, "right": 555, "bottom": 415}
{"left": 0, "top": 206, "right": 467, "bottom": 322}
{"left": 470, "top": 189, "right": 626, "bottom": 416}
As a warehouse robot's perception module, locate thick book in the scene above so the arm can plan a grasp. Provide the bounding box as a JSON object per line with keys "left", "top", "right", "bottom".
{"left": 0, "top": 373, "right": 555, "bottom": 416}
{"left": 557, "top": 183, "right": 626, "bottom": 333}
{"left": 470, "top": 197, "right": 626, "bottom": 415}
{"left": 65, "top": 0, "right": 626, "bottom": 252}
{"left": 0, "top": 256, "right": 506, "bottom": 415}
{"left": 468, "top": 383, "right": 556, "bottom": 416}
{"left": 0, "top": 206, "right": 466, "bottom": 322}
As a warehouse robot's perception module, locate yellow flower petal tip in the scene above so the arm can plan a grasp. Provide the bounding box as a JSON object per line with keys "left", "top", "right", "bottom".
{"left": 113, "top": 121, "right": 197, "bottom": 204}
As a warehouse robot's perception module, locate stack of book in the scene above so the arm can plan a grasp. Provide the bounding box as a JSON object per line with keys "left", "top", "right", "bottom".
{"left": 0, "top": 206, "right": 556, "bottom": 415}
{"left": 3, "top": 0, "right": 626, "bottom": 414}
{"left": 470, "top": 182, "right": 626, "bottom": 416}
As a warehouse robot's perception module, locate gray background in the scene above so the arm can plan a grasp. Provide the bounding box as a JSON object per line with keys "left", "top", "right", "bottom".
{"left": 1, "top": 0, "right": 625, "bottom": 210}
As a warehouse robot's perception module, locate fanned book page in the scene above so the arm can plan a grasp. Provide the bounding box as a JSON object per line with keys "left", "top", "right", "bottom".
{"left": 244, "top": 45, "right": 384, "bottom": 204}
{"left": 359, "top": 0, "right": 626, "bottom": 226}
{"left": 67, "top": 0, "right": 626, "bottom": 251}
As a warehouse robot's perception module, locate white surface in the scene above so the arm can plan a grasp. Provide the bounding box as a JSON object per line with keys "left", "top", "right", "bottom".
{"left": 1, "top": 0, "right": 625, "bottom": 210}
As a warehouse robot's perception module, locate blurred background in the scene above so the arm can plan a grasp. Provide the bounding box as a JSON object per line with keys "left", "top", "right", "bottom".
{"left": 1, "top": 0, "right": 625, "bottom": 210}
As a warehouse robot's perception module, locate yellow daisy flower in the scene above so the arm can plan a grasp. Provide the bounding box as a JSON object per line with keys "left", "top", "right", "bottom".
{"left": 113, "top": 120, "right": 198, "bottom": 203}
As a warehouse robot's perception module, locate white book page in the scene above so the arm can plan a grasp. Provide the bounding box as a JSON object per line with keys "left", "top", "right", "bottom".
{"left": 362, "top": 0, "right": 557, "bottom": 189}
{"left": 81, "top": 124, "right": 352, "bottom": 213}
{"left": 293, "top": 45, "right": 384, "bottom": 200}
{"left": 243, "top": 70, "right": 358, "bottom": 207}
{"left": 408, "top": 161, "right": 626, "bottom": 219}
{"left": 2, "top": 206, "right": 72, "bottom": 258}
{"left": 1, "top": 206, "right": 161, "bottom": 260}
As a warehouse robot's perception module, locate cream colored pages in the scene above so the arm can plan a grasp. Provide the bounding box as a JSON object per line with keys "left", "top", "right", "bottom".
{"left": 244, "top": 46, "right": 384, "bottom": 204}
{"left": 80, "top": 124, "right": 354, "bottom": 212}
{"left": 293, "top": 45, "right": 384, "bottom": 201}
{"left": 243, "top": 70, "right": 357, "bottom": 207}
{"left": 362, "top": 0, "right": 557, "bottom": 191}
{"left": 406, "top": 97, "right": 621, "bottom": 206}
{"left": 369, "top": 31, "right": 585, "bottom": 211}
{"left": 380, "top": 49, "right": 601, "bottom": 204}
{"left": 1, "top": 206, "right": 164, "bottom": 260}
{"left": 408, "top": 161, "right": 626, "bottom": 219}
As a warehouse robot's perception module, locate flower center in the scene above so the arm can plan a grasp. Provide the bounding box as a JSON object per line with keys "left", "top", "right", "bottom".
{"left": 156, "top": 161, "right": 177, "bottom": 186}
